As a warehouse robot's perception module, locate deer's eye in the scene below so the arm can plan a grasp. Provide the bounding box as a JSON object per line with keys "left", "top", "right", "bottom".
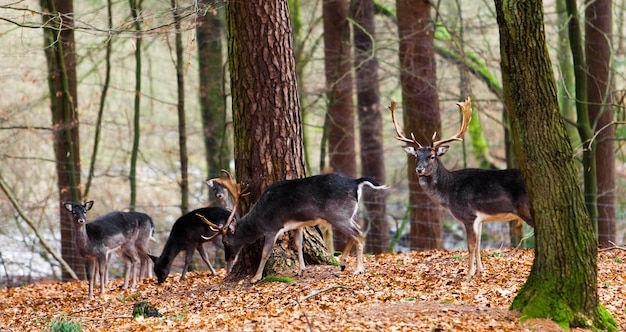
{"left": 430, "top": 155, "right": 436, "bottom": 160}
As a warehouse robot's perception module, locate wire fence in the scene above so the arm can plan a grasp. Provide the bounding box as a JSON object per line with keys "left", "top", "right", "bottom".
{"left": 1, "top": 190, "right": 624, "bottom": 288}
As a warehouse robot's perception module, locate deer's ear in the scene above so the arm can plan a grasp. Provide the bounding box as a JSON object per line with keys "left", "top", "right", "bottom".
{"left": 436, "top": 145, "right": 450, "bottom": 156}
{"left": 84, "top": 200, "right": 94, "bottom": 211}
{"left": 403, "top": 146, "right": 417, "bottom": 156}
{"left": 62, "top": 203, "right": 73, "bottom": 212}
{"left": 228, "top": 220, "right": 237, "bottom": 234}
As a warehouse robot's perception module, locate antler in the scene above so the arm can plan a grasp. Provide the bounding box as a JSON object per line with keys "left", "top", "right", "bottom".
{"left": 389, "top": 100, "right": 422, "bottom": 147}
{"left": 431, "top": 96, "right": 472, "bottom": 148}
{"left": 200, "top": 170, "right": 250, "bottom": 241}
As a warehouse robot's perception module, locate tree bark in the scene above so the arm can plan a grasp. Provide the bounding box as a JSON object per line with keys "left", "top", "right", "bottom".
{"left": 197, "top": 1, "right": 229, "bottom": 183}
{"left": 322, "top": 0, "right": 357, "bottom": 251}
{"left": 351, "top": 0, "right": 389, "bottom": 254}
{"left": 128, "top": 0, "right": 143, "bottom": 211}
{"left": 585, "top": 0, "right": 616, "bottom": 247}
{"left": 226, "top": 0, "right": 329, "bottom": 280}
{"left": 40, "top": 0, "right": 83, "bottom": 281}
{"left": 397, "top": 0, "right": 443, "bottom": 250}
{"left": 495, "top": 0, "right": 616, "bottom": 329}
{"left": 171, "top": 0, "right": 189, "bottom": 215}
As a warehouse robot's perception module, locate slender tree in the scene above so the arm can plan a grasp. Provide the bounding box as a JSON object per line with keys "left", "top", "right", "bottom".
{"left": 397, "top": 0, "right": 443, "bottom": 250}
{"left": 40, "top": 0, "right": 83, "bottom": 280}
{"left": 197, "top": 1, "right": 229, "bottom": 184}
{"left": 351, "top": 0, "right": 388, "bottom": 253}
{"left": 128, "top": 0, "right": 143, "bottom": 211}
{"left": 322, "top": 0, "right": 357, "bottom": 250}
{"left": 565, "top": 0, "right": 599, "bottom": 230}
{"left": 226, "top": 0, "right": 329, "bottom": 280}
{"left": 495, "top": 0, "right": 617, "bottom": 329}
{"left": 171, "top": 0, "right": 189, "bottom": 215}
{"left": 585, "top": 0, "right": 616, "bottom": 247}
{"left": 84, "top": 0, "right": 113, "bottom": 198}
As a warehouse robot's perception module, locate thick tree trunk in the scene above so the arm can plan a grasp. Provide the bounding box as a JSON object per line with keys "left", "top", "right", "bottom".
{"left": 495, "top": 0, "right": 616, "bottom": 329}
{"left": 397, "top": 0, "right": 443, "bottom": 250}
{"left": 226, "top": 0, "right": 329, "bottom": 281}
{"left": 41, "top": 0, "right": 83, "bottom": 281}
{"left": 322, "top": 0, "right": 357, "bottom": 251}
{"left": 351, "top": 0, "right": 389, "bottom": 254}
{"left": 585, "top": 0, "right": 616, "bottom": 247}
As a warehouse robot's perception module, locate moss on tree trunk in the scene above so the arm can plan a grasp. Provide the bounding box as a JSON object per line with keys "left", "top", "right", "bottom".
{"left": 495, "top": 0, "right": 617, "bottom": 329}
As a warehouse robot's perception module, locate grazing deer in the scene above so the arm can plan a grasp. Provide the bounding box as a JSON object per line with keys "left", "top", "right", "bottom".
{"left": 149, "top": 206, "right": 232, "bottom": 284}
{"left": 63, "top": 201, "right": 153, "bottom": 297}
{"left": 149, "top": 175, "right": 238, "bottom": 284}
{"left": 197, "top": 170, "right": 387, "bottom": 283}
{"left": 389, "top": 97, "right": 534, "bottom": 277}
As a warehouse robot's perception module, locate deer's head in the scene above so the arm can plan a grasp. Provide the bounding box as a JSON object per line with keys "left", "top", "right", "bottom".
{"left": 389, "top": 97, "right": 472, "bottom": 177}
{"left": 196, "top": 170, "right": 249, "bottom": 273}
{"left": 63, "top": 200, "right": 94, "bottom": 224}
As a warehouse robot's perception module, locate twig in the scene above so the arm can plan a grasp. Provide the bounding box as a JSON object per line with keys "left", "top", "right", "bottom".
{"left": 296, "top": 285, "right": 352, "bottom": 304}
{"left": 0, "top": 175, "right": 78, "bottom": 280}
{"left": 599, "top": 241, "right": 626, "bottom": 252}
{"left": 292, "top": 298, "right": 313, "bottom": 332}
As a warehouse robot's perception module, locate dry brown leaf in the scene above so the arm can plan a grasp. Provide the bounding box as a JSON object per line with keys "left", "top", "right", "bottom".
{"left": 0, "top": 249, "right": 624, "bottom": 331}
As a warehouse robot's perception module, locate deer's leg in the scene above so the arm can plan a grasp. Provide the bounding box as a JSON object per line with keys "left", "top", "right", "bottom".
{"left": 196, "top": 245, "right": 217, "bottom": 276}
{"left": 251, "top": 234, "right": 279, "bottom": 283}
{"left": 474, "top": 220, "right": 484, "bottom": 274}
{"left": 86, "top": 259, "right": 96, "bottom": 298}
{"left": 180, "top": 249, "right": 195, "bottom": 281}
{"left": 97, "top": 257, "right": 107, "bottom": 295}
{"left": 339, "top": 240, "right": 354, "bottom": 271}
{"left": 294, "top": 227, "right": 305, "bottom": 276}
{"left": 464, "top": 221, "right": 478, "bottom": 277}
{"left": 354, "top": 235, "right": 364, "bottom": 274}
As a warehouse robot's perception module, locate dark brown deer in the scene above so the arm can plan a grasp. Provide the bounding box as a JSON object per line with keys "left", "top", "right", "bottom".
{"left": 197, "top": 171, "right": 386, "bottom": 283}
{"left": 389, "top": 97, "right": 533, "bottom": 277}
{"left": 63, "top": 201, "right": 153, "bottom": 297}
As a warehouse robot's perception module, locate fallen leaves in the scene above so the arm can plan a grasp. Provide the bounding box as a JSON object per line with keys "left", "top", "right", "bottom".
{"left": 0, "top": 248, "right": 624, "bottom": 331}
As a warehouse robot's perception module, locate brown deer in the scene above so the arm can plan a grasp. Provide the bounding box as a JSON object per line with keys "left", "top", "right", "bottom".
{"left": 197, "top": 170, "right": 385, "bottom": 283}
{"left": 389, "top": 97, "right": 534, "bottom": 277}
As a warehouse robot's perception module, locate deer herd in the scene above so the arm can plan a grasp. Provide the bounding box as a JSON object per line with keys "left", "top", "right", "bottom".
{"left": 64, "top": 97, "right": 534, "bottom": 298}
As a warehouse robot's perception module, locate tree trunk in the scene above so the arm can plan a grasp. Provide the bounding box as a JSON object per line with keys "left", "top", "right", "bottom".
{"left": 397, "top": 0, "right": 443, "bottom": 250}
{"left": 351, "top": 0, "right": 389, "bottom": 254}
{"left": 495, "top": 0, "right": 616, "bottom": 329}
{"left": 197, "top": 1, "right": 229, "bottom": 183}
{"left": 322, "top": 0, "right": 357, "bottom": 251}
{"left": 171, "top": 0, "right": 189, "bottom": 215}
{"left": 84, "top": 0, "right": 113, "bottom": 199}
{"left": 565, "top": 0, "right": 599, "bottom": 233}
{"left": 226, "top": 0, "right": 329, "bottom": 280}
{"left": 128, "top": 0, "right": 143, "bottom": 211}
{"left": 585, "top": 0, "right": 616, "bottom": 247}
{"left": 40, "top": 0, "right": 83, "bottom": 281}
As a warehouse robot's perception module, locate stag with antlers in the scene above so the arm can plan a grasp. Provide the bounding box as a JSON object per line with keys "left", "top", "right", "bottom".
{"left": 390, "top": 97, "right": 534, "bottom": 277}
{"left": 197, "top": 170, "right": 386, "bottom": 283}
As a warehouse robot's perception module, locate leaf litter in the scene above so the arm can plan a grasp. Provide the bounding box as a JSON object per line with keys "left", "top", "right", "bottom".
{"left": 0, "top": 248, "right": 624, "bottom": 331}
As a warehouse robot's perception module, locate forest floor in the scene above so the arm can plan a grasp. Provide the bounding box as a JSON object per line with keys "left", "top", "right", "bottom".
{"left": 0, "top": 248, "right": 625, "bottom": 331}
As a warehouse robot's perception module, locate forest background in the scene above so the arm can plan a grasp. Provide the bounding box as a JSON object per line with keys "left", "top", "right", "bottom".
{"left": 0, "top": 0, "right": 624, "bottom": 289}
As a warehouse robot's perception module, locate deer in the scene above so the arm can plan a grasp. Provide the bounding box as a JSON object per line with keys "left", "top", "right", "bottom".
{"left": 196, "top": 170, "right": 387, "bottom": 283}
{"left": 63, "top": 201, "right": 154, "bottom": 297}
{"left": 389, "top": 97, "right": 534, "bottom": 277}
{"left": 148, "top": 173, "right": 241, "bottom": 284}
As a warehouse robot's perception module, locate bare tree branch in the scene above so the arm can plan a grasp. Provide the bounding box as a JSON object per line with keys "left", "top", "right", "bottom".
{"left": 0, "top": 175, "right": 78, "bottom": 280}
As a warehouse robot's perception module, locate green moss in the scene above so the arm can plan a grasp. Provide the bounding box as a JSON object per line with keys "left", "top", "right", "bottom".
{"left": 512, "top": 282, "right": 617, "bottom": 331}
{"left": 264, "top": 276, "right": 294, "bottom": 283}
{"left": 593, "top": 305, "right": 618, "bottom": 331}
